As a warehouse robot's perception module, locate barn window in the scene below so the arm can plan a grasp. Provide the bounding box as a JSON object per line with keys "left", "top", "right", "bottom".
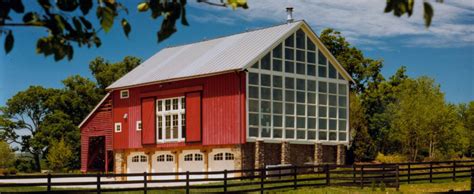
{"left": 213, "top": 153, "right": 223, "bottom": 161}
{"left": 132, "top": 156, "right": 140, "bottom": 162}
{"left": 140, "top": 155, "right": 147, "bottom": 162}
{"left": 194, "top": 154, "right": 203, "bottom": 161}
{"left": 166, "top": 155, "right": 174, "bottom": 162}
{"left": 114, "top": 122, "right": 122, "bottom": 133}
{"left": 120, "top": 90, "right": 129, "bottom": 99}
{"left": 225, "top": 153, "right": 234, "bottom": 160}
{"left": 156, "top": 96, "right": 186, "bottom": 142}
{"left": 247, "top": 28, "right": 349, "bottom": 142}
{"left": 136, "top": 121, "right": 142, "bottom": 131}
{"left": 157, "top": 154, "right": 174, "bottom": 162}
{"left": 157, "top": 155, "right": 165, "bottom": 162}
{"left": 184, "top": 154, "right": 193, "bottom": 161}
{"left": 132, "top": 155, "right": 147, "bottom": 163}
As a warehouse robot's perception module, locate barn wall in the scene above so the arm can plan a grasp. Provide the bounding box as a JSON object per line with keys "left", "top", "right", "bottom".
{"left": 80, "top": 97, "right": 113, "bottom": 172}
{"left": 112, "top": 72, "right": 247, "bottom": 150}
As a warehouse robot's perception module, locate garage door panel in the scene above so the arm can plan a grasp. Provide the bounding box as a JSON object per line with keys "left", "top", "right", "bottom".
{"left": 152, "top": 153, "right": 176, "bottom": 180}
{"left": 179, "top": 152, "right": 205, "bottom": 179}
{"left": 209, "top": 151, "right": 235, "bottom": 178}
{"left": 127, "top": 153, "right": 149, "bottom": 181}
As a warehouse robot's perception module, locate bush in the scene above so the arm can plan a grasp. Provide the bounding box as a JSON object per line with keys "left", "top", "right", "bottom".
{"left": 375, "top": 153, "right": 407, "bottom": 163}
{"left": 0, "top": 141, "right": 15, "bottom": 169}
{"left": 14, "top": 156, "right": 35, "bottom": 173}
{"left": 47, "top": 138, "right": 73, "bottom": 172}
{"left": 380, "top": 181, "right": 386, "bottom": 191}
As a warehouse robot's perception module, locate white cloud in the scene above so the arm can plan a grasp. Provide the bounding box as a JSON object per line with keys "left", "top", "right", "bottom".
{"left": 190, "top": 0, "right": 474, "bottom": 48}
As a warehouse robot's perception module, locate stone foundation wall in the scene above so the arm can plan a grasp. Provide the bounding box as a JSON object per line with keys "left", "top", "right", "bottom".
{"left": 263, "top": 143, "right": 281, "bottom": 166}
{"left": 322, "top": 145, "right": 337, "bottom": 164}
{"left": 289, "top": 144, "right": 315, "bottom": 166}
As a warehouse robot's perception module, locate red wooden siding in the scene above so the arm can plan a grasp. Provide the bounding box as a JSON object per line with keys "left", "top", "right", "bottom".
{"left": 111, "top": 72, "right": 247, "bottom": 149}
{"left": 185, "top": 92, "right": 202, "bottom": 142}
{"left": 80, "top": 97, "right": 113, "bottom": 172}
{"left": 141, "top": 97, "right": 156, "bottom": 145}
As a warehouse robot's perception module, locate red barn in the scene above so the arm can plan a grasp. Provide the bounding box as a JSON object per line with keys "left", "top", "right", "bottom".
{"left": 79, "top": 20, "right": 354, "bottom": 178}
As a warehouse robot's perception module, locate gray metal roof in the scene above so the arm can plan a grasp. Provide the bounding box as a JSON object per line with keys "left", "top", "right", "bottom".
{"left": 107, "top": 21, "right": 303, "bottom": 90}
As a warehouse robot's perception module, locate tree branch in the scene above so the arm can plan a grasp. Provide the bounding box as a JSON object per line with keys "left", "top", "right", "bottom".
{"left": 0, "top": 23, "right": 45, "bottom": 27}
{"left": 197, "top": 0, "right": 227, "bottom": 7}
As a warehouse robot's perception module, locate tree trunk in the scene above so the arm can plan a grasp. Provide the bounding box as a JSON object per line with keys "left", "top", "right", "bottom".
{"left": 33, "top": 153, "right": 41, "bottom": 172}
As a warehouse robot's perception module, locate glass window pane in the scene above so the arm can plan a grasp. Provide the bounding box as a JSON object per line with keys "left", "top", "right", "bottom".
{"left": 261, "top": 101, "right": 271, "bottom": 113}
{"left": 249, "top": 113, "right": 258, "bottom": 126}
{"left": 274, "top": 129, "right": 283, "bottom": 138}
{"left": 319, "top": 119, "right": 327, "bottom": 129}
{"left": 329, "top": 119, "right": 337, "bottom": 130}
{"left": 319, "top": 131, "right": 327, "bottom": 140}
{"left": 329, "top": 83, "right": 337, "bottom": 94}
{"left": 338, "top": 84, "right": 347, "bottom": 95}
{"left": 297, "top": 117, "right": 305, "bottom": 128}
{"left": 307, "top": 52, "right": 315, "bottom": 64}
{"left": 307, "top": 64, "right": 316, "bottom": 76}
{"left": 329, "top": 63, "right": 337, "bottom": 78}
{"left": 339, "top": 96, "right": 347, "bottom": 107}
{"left": 339, "top": 108, "right": 347, "bottom": 119}
{"left": 249, "top": 99, "right": 259, "bottom": 112}
{"left": 307, "top": 93, "right": 316, "bottom": 104}
{"left": 285, "top": 48, "right": 294, "bottom": 60}
{"left": 261, "top": 53, "right": 271, "bottom": 70}
{"left": 261, "top": 126, "right": 271, "bottom": 138}
{"left": 285, "top": 34, "right": 294, "bottom": 47}
{"left": 251, "top": 62, "right": 258, "bottom": 69}
{"left": 329, "top": 132, "right": 337, "bottom": 140}
{"left": 318, "top": 50, "right": 327, "bottom": 65}
{"left": 308, "top": 131, "right": 316, "bottom": 140}
{"left": 285, "top": 90, "right": 294, "bottom": 102}
{"left": 318, "top": 81, "right": 327, "bottom": 93}
{"left": 297, "top": 92, "right": 305, "bottom": 103}
{"left": 329, "top": 95, "right": 337, "bottom": 106}
{"left": 307, "top": 37, "right": 315, "bottom": 50}
{"left": 308, "top": 118, "right": 316, "bottom": 129}
{"left": 319, "top": 106, "right": 327, "bottom": 117}
{"left": 339, "top": 120, "right": 347, "bottom": 131}
{"left": 307, "top": 80, "right": 316, "bottom": 92}
{"left": 261, "top": 114, "right": 271, "bottom": 127}
{"left": 273, "top": 102, "right": 283, "bottom": 114}
{"left": 318, "top": 66, "right": 327, "bottom": 77}
{"left": 296, "top": 79, "right": 305, "bottom": 90}
{"left": 297, "top": 130, "right": 305, "bottom": 139}
{"left": 339, "top": 132, "right": 347, "bottom": 141}
{"left": 249, "top": 127, "right": 258, "bottom": 137}
{"left": 285, "top": 103, "right": 294, "bottom": 115}
{"left": 308, "top": 105, "right": 316, "bottom": 116}
{"left": 273, "top": 59, "right": 282, "bottom": 71}
{"left": 296, "top": 50, "right": 305, "bottom": 62}
{"left": 296, "top": 29, "right": 305, "bottom": 49}
{"left": 273, "top": 44, "right": 282, "bottom": 58}
{"left": 249, "top": 86, "right": 258, "bottom": 99}
{"left": 296, "top": 62, "right": 305, "bottom": 74}
{"left": 249, "top": 73, "right": 258, "bottom": 85}
{"left": 273, "top": 89, "right": 282, "bottom": 101}
{"left": 286, "top": 129, "right": 295, "bottom": 138}
{"left": 285, "top": 77, "right": 294, "bottom": 89}
{"left": 261, "top": 88, "right": 271, "bottom": 100}
{"left": 285, "top": 116, "right": 294, "bottom": 127}
{"left": 273, "top": 76, "right": 282, "bottom": 88}
{"left": 274, "top": 115, "right": 282, "bottom": 127}
{"left": 285, "top": 60, "right": 294, "bottom": 73}
{"left": 261, "top": 74, "right": 271, "bottom": 86}
{"left": 329, "top": 107, "right": 337, "bottom": 118}
{"left": 318, "top": 94, "right": 327, "bottom": 105}
{"left": 297, "top": 104, "right": 305, "bottom": 115}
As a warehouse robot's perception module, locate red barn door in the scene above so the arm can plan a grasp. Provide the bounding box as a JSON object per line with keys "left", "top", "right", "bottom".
{"left": 186, "top": 92, "right": 201, "bottom": 142}
{"left": 141, "top": 97, "right": 156, "bottom": 145}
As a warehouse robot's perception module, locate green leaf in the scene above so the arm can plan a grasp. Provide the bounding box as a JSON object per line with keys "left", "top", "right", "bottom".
{"left": 79, "top": 0, "right": 93, "bottom": 15}
{"left": 423, "top": 2, "right": 434, "bottom": 27}
{"left": 22, "top": 12, "right": 38, "bottom": 23}
{"left": 56, "top": 0, "right": 79, "bottom": 12}
{"left": 38, "top": 0, "right": 52, "bottom": 10}
{"left": 10, "top": 0, "right": 25, "bottom": 13}
{"left": 72, "top": 17, "right": 82, "bottom": 31}
{"left": 79, "top": 16, "right": 92, "bottom": 29}
{"left": 96, "top": 6, "right": 115, "bottom": 33}
{"left": 137, "top": 2, "right": 149, "bottom": 12}
{"left": 121, "top": 19, "right": 131, "bottom": 37}
{"left": 4, "top": 30, "right": 14, "bottom": 54}
{"left": 54, "top": 15, "right": 66, "bottom": 31}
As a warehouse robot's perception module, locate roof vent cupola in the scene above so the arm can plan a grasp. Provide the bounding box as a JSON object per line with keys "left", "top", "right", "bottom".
{"left": 286, "top": 7, "right": 294, "bottom": 23}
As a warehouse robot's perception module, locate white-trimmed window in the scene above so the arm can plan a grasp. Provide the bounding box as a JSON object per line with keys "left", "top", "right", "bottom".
{"left": 136, "top": 121, "right": 142, "bottom": 131}
{"left": 247, "top": 28, "right": 349, "bottom": 142}
{"left": 132, "top": 155, "right": 147, "bottom": 163}
{"left": 120, "top": 90, "right": 129, "bottom": 99}
{"left": 157, "top": 154, "right": 174, "bottom": 162}
{"left": 114, "top": 122, "right": 122, "bottom": 133}
{"left": 156, "top": 97, "right": 186, "bottom": 142}
{"left": 214, "top": 153, "right": 223, "bottom": 161}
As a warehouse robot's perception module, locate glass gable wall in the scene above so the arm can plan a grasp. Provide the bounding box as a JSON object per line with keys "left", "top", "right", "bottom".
{"left": 247, "top": 29, "right": 349, "bottom": 143}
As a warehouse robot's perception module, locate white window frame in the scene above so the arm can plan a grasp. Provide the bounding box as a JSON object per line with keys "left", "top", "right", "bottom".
{"left": 136, "top": 121, "right": 142, "bottom": 131}
{"left": 114, "top": 122, "right": 122, "bottom": 133}
{"left": 120, "top": 90, "right": 129, "bottom": 99}
{"left": 246, "top": 28, "right": 350, "bottom": 145}
{"left": 156, "top": 96, "right": 186, "bottom": 143}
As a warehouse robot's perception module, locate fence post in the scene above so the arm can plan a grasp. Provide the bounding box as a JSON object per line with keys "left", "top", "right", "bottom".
{"left": 325, "top": 164, "right": 330, "bottom": 186}
{"left": 352, "top": 164, "right": 356, "bottom": 184}
{"left": 260, "top": 168, "right": 265, "bottom": 194}
{"left": 429, "top": 162, "right": 433, "bottom": 183}
{"left": 224, "top": 169, "right": 227, "bottom": 193}
{"left": 471, "top": 167, "right": 473, "bottom": 192}
{"left": 382, "top": 164, "right": 385, "bottom": 183}
{"left": 144, "top": 171, "right": 148, "bottom": 194}
{"left": 47, "top": 173, "right": 52, "bottom": 192}
{"left": 97, "top": 172, "right": 101, "bottom": 194}
{"left": 396, "top": 165, "right": 400, "bottom": 191}
{"left": 360, "top": 165, "right": 364, "bottom": 189}
{"left": 408, "top": 163, "right": 411, "bottom": 184}
{"left": 186, "top": 171, "right": 191, "bottom": 194}
{"left": 293, "top": 165, "right": 298, "bottom": 189}
{"left": 453, "top": 161, "right": 456, "bottom": 181}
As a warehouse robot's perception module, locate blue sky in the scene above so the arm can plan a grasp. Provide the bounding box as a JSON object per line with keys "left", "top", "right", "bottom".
{"left": 0, "top": 0, "right": 473, "bottom": 105}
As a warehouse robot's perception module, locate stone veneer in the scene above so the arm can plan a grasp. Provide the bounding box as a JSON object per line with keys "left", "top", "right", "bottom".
{"left": 114, "top": 151, "right": 125, "bottom": 181}
{"left": 281, "top": 142, "right": 291, "bottom": 164}
{"left": 336, "top": 144, "right": 346, "bottom": 165}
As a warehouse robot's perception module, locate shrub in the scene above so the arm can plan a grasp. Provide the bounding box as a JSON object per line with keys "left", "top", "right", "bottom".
{"left": 371, "top": 180, "right": 376, "bottom": 191}
{"left": 375, "top": 153, "right": 407, "bottom": 163}
{"left": 47, "top": 138, "right": 73, "bottom": 172}
{"left": 0, "top": 141, "right": 15, "bottom": 169}
{"left": 380, "top": 181, "right": 386, "bottom": 191}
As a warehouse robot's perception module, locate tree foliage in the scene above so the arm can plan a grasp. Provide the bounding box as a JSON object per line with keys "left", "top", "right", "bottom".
{"left": 47, "top": 138, "right": 73, "bottom": 172}
{"left": 0, "top": 140, "right": 15, "bottom": 169}
{"left": 89, "top": 56, "right": 141, "bottom": 91}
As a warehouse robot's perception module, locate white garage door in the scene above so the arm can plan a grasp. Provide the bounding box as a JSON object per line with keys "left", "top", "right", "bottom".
{"left": 127, "top": 153, "right": 149, "bottom": 181}
{"left": 152, "top": 152, "right": 176, "bottom": 180}
{"left": 179, "top": 151, "right": 205, "bottom": 179}
{"left": 209, "top": 149, "right": 235, "bottom": 178}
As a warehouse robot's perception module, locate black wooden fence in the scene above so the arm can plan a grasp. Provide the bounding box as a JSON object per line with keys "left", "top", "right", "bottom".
{"left": 0, "top": 160, "right": 472, "bottom": 193}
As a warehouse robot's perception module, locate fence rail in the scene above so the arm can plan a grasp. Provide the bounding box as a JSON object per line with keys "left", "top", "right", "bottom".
{"left": 0, "top": 160, "right": 472, "bottom": 193}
